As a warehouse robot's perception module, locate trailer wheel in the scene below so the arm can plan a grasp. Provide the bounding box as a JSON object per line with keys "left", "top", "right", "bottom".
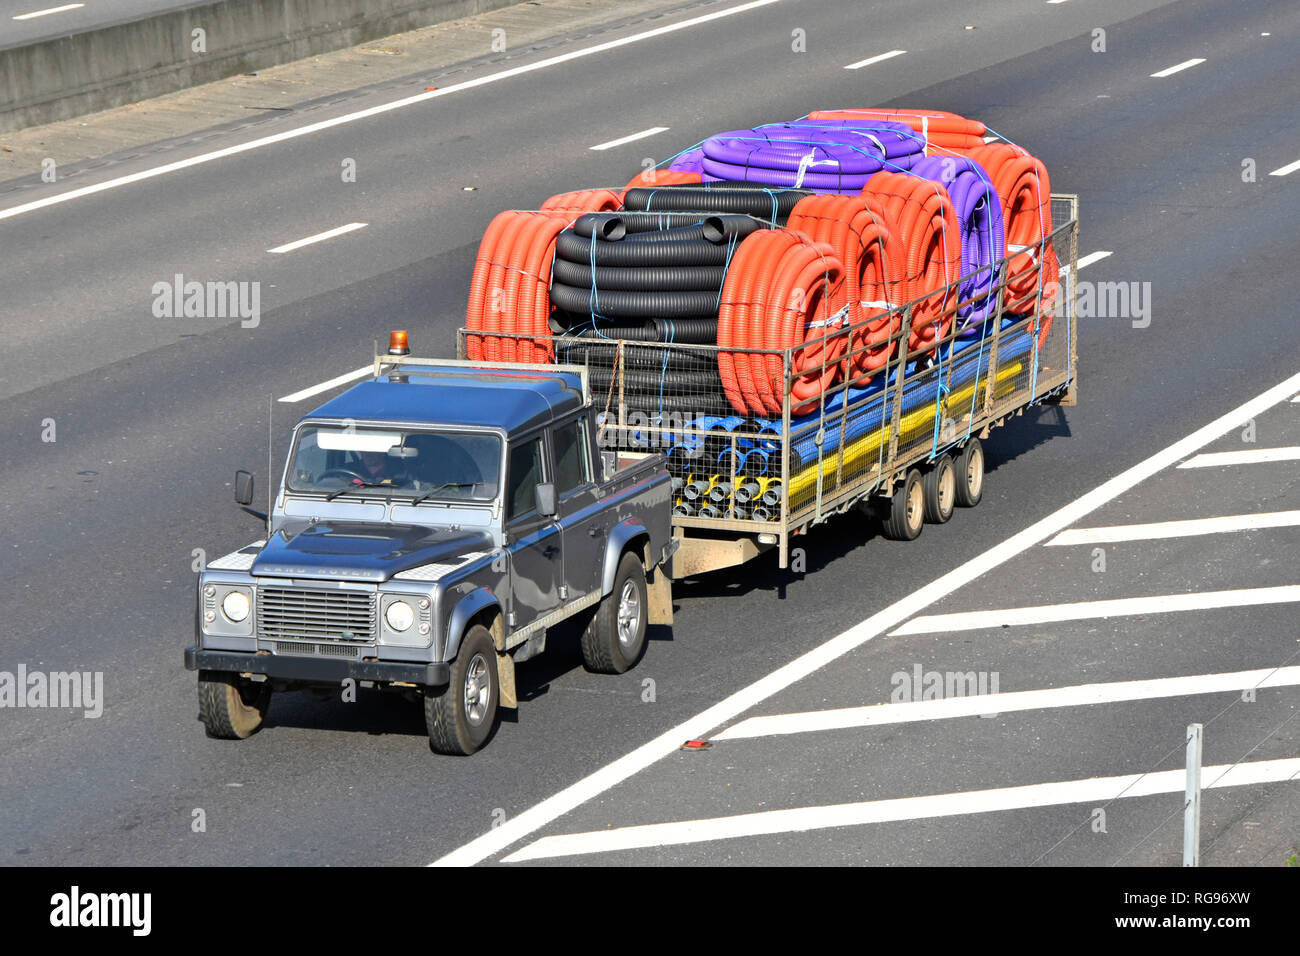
{"left": 923, "top": 456, "right": 956, "bottom": 524}
{"left": 198, "top": 671, "right": 271, "bottom": 739}
{"left": 954, "top": 438, "right": 985, "bottom": 508}
{"left": 425, "top": 624, "right": 499, "bottom": 755}
{"left": 882, "top": 469, "right": 925, "bottom": 541}
{"left": 581, "top": 551, "right": 648, "bottom": 674}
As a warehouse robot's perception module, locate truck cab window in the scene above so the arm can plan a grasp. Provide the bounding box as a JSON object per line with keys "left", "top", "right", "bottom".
{"left": 506, "top": 436, "right": 546, "bottom": 521}
{"left": 552, "top": 417, "right": 591, "bottom": 496}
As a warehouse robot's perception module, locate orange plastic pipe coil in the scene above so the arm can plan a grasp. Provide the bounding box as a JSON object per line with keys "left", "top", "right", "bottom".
{"left": 539, "top": 188, "right": 623, "bottom": 214}
{"left": 810, "top": 108, "right": 986, "bottom": 151}
{"left": 465, "top": 210, "right": 573, "bottom": 363}
{"left": 860, "top": 171, "right": 962, "bottom": 355}
{"left": 965, "top": 143, "right": 1059, "bottom": 346}
{"left": 717, "top": 229, "right": 845, "bottom": 417}
{"left": 811, "top": 108, "right": 985, "bottom": 135}
{"left": 619, "top": 169, "right": 702, "bottom": 201}
{"left": 787, "top": 194, "right": 907, "bottom": 385}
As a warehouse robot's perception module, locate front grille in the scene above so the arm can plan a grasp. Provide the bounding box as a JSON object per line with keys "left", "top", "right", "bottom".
{"left": 257, "top": 587, "right": 376, "bottom": 643}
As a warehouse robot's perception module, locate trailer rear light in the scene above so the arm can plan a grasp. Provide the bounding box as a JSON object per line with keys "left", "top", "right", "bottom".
{"left": 388, "top": 330, "right": 410, "bottom": 355}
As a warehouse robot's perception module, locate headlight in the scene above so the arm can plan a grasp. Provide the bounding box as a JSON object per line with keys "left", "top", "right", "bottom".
{"left": 385, "top": 600, "right": 414, "bottom": 632}
{"left": 221, "top": 590, "right": 250, "bottom": 623}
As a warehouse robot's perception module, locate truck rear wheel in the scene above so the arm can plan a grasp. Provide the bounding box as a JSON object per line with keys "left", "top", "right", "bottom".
{"left": 922, "top": 455, "right": 956, "bottom": 524}
{"left": 581, "top": 551, "right": 648, "bottom": 674}
{"left": 425, "top": 625, "right": 499, "bottom": 755}
{"left": 881, "top": 469, "right": 925, "bottom": 541}
{"left": 954, "top": 438, "right": 985, "bottom": 508}
{"left": 198, "top": 671, "right": 271, "bottom": 739}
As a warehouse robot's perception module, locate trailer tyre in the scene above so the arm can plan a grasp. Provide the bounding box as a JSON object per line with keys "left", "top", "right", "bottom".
{"left": 882, "top": 469, "right": 925, "bottom": 541}
{"left": 198, "top": 671, "right": 271, "bottom": 739}
{"left": 922, "top": 455, "right": 956, "bottom": 524}
{"left": 581, "top": 551, "right": 648, "bottom": 674}
{"left": 954, "top": 438, "right": 985, "bottom": 508}
{"left": 425, "top": 625, "right": 499, "bottom": 755}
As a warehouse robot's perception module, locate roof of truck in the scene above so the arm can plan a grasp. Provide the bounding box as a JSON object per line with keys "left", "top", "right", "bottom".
{"left": 305, "top": 364, "right": 586, "bottom": 434}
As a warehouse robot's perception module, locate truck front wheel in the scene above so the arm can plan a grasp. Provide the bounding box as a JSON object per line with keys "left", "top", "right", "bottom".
{"left": 425, "top": 624, "right": 499, "bottom": 755}
{"left": 581, "top": 551, "right": 648, "bottom": 674}
{"left": 198, "top": 671, "right": 271, "bottom": 739}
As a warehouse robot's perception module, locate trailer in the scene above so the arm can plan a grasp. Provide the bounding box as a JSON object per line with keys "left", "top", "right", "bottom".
{"left": 459, "top": 194, "right": 1080, "bottom": 579}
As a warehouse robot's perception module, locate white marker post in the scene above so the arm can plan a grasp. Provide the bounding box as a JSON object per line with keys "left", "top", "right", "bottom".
{"left": 1184, "top": 723, "right": 1203, "bottom": 867}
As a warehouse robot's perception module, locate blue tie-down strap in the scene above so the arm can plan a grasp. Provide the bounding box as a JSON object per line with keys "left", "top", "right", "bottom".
{"left": 930, "top": 379, "right": 951, "bottom": 459}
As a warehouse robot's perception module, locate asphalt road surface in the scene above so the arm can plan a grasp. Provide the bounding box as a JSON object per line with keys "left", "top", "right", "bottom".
{"left": 0, "top": 0, "right": 190, "bottom": 48}
{"left": 1, "top": 0, "right": 1297, "bottom": 867}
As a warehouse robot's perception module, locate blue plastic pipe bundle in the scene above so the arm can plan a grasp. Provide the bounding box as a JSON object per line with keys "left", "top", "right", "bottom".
{"left": 788, "top": 327, "right": 1035, "bottom": 469}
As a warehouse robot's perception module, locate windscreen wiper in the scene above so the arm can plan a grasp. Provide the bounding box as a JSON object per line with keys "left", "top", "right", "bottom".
{"left": 409, "top": 482, "right": 475, "bottom": 506}
{"left": 324, "top": 480, "right": 391, "bottom": 501}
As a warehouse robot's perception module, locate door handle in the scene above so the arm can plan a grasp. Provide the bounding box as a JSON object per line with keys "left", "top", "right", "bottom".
{"left": 543, "top": 545, "right": 559, "bottom": 558}
{"left": 587, "top": 527, "right": 600, "bottom": 537}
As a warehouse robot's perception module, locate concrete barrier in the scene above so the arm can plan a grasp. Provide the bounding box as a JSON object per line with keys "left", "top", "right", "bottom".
{"left": 0, "top": 0, "right": 519, "bottom": 133}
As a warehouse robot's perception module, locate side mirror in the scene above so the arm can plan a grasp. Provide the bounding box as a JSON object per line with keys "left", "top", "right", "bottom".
{"left": 534, "top": 482, "right": 557, "bottom": 518}
{"left": 234, "top": 470, "right": 255, "bottom": 506}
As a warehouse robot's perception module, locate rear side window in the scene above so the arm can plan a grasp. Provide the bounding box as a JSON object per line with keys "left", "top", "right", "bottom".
{"left": 552, "top": 418, "right": 591, "bottom": 495}
{"left": 506, "top": 436, "right": 546, "bottom": 521}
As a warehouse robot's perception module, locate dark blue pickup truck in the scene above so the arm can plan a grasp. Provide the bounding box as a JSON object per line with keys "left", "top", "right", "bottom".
{"left": 185, "top": 344, "right": 675, "bottom": 754}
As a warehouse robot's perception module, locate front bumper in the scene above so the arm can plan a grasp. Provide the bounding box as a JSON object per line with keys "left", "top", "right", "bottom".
{"left": 184, "top": 646, "right": 449, "bottom": 687}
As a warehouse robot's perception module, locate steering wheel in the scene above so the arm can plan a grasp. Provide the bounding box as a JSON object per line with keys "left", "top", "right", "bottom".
{"left": 317, "top": 467, "right": 371, "bottom": 485}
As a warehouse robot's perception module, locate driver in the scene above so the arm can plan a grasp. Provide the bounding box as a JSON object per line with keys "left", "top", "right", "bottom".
{"left": 357, "top": 450, "right": 391, "bottom": 483}
{"left": 351, "top": 447, "right": 416, "bottom": 488}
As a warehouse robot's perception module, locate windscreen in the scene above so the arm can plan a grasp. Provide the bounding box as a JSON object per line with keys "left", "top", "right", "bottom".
{"left": 287, "top": 425, "right": 501, "bottom": 501}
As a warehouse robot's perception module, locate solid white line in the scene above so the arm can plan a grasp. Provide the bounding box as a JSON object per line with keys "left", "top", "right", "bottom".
{"left": 844, "top": 50, "right": 906, "bottom": 70}
{"left": 1178, "top": 446, "right": 1300, "bottom": 468}
{"left": 429, "top": 367, "right": 1300, "bottom": 867}
{"left": 589, "top": 127, "right": 669, "bottom": 151}
{"left": 1291, "top": 395, "right": 1300, "bottom": 403}
{"left": 1150, "top": 58, "right": 1205, "bottom": 78}
{"left": 890, "top": 585, "right": 1300, "bottom": 636}
{"left": 1074, "top": 250, "right": 1112, "bottom": 270}
{"left": 714, "top": 666, "right": 1300, "bottom": 740}
{"left": 277, "top": 366, "right": 372, "bottom": 404}
{"left": 502, "top": 758, "right": 1300, "bottom": 861}
{"left": 0, "top": 0, "right": 782, "bottom": 222}
{"left": 1270, "top": 158, "right": 1300, "bottom": 178}
{"left": 1046, "top": 0, "right": 1070, "bottom": 4}
{"left": 1045, "top": 510, "right": 1300, "bottom": 546}
{"left": 12, "top": 3, "right": 83, "bottom": 18}
{"left": 267, "top": 222, "right": 367, "bottom": 254}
